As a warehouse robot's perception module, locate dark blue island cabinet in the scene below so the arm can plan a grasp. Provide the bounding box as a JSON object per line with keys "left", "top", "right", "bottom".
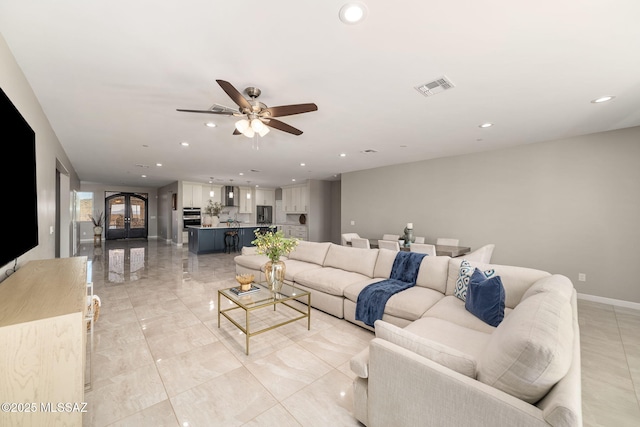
{"left": 187, "top": 226, "right": 270, "bottom": 254}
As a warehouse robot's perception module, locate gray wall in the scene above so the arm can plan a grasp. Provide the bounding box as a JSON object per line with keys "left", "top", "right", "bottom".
{"left": 0, "top": 33, "right": 80, "bottom": 276}
{"left": 342, "top": 126, "right": 640, "bottom": 304}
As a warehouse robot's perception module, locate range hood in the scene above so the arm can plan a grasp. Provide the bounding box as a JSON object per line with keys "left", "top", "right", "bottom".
{"left": 224, "top": 186, "right": 238, "bottom": 207}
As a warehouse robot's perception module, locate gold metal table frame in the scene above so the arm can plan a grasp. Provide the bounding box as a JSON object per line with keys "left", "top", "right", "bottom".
{"left": 218, "top": 282, "right": 311, "bottom": 354}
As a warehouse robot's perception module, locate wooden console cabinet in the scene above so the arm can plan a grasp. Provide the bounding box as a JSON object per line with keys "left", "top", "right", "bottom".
{"left": 0, "top": 257, "right": 87, "bottom": 427}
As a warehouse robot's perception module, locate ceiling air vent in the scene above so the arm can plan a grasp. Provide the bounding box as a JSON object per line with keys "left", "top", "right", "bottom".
{"left": 361, "top": 149, "right": 378, "bottom": 154}
{"left": 415, "top": 76, "right": 455, "bottom": 97}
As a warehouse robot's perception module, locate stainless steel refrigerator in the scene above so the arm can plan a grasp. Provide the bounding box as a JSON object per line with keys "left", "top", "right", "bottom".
{"left": 256, "top": 205, "right": 273, "bottom": 224}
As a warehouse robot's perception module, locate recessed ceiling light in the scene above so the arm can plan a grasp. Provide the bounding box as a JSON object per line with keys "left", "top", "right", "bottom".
{"left": 205, "top": 122, "right": 216, "bottom": 127}
{"left": 591, "top": 96, "right": 615, "bottom": 104}
{"left": 239, "top": 172, "right": 244, "bottom": 176}
{"left": 300, "top": 163, "right": 306, "bottom": 166}
{"left": 141, "top": 175, "right": 147, "bottom": 178}
{"left": 339, "top": 2, "right": 368, "bottom": 24}
{"left": 292, "top": 178, "right": 296, "bottom": 182}
{"left": 180, "top": 142, "right": 189, "bottom": 147}
{"left": 339, "top": 153, "right": 347, "bottom": 157}
{"left": 479, "top": 123, "right": 493, "bottom": 128}
{"left": 156, "top": 163, "right": 162, "bottom": 167}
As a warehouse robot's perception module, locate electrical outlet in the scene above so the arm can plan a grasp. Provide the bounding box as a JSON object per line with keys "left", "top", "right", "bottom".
{"left": 578, "top": 273, "right": 586, "bottom": 282}
{"left": 350, "top": 220, "right": 355, "bottom": 225}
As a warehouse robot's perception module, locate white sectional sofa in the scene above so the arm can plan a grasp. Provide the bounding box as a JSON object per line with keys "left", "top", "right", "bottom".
{"left": 234, "top": 241, "right": 581, "bottom": 427}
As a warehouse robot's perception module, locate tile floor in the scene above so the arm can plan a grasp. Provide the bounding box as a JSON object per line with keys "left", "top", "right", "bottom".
{"left": 79, "top": 238, "right": 640, "bottom": 427}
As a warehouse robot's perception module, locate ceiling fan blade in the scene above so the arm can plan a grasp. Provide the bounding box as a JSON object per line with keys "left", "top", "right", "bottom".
{"left": 264, "top": 118, "right": 303, "bottom": 135}
{"left": 176, "top": 108, "right": 234, "bottom": 115}
{"left": 262, "top": 103, "right": 318, "bottom": 118}
{"left": 216, "top": 80, "right": 252, "bottom": 111}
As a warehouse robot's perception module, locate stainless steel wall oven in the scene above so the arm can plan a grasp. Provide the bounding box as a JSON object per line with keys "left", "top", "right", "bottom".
{"left": 183, "top": 207, "right": 201, "bottom": 230}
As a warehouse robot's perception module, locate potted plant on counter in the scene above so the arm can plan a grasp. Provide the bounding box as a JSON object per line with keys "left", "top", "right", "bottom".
{"left": 203, "top": 200, "right": 223, "bottom": 227}
{"left": 252, "top": 227, "right": 298, "bottom": 296}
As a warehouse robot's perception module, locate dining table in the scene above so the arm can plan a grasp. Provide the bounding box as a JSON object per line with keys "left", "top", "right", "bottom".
{"left": 355, "top": 239, "right": 471, "bottom": 258}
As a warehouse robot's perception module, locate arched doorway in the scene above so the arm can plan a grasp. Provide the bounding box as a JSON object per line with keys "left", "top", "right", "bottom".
{"left": 105, "top": 192, "right": 148, "bottom": 240}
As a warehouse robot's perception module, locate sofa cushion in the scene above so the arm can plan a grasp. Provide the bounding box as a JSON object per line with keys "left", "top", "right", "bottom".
{"left": 414, "top": 256, "right": 450, "bottom": 293}
{"left": 422, "top": 295, "right": 512, "bottom": 334}
{"left": 294, "top": 266, "right": 371, "bottom": 296}
{"left": 465, "top": 268, "right": 505, "bottom": 327}
{"left": 287, "top": 241, "right": 332, "bottom": 265}
{"left": 453, "top": 259, "right": 495, "bottom": 302}
{"left": 281, "top": 259, "right": 323, "bottom": 282}
{"left": 477, "top": 291, "right": 574, "bottom": 404}
{"left": 404, "top": 317, "right": 492, "bottom": 361}
{"left": 374, "top": 320, "right": 478, "bottom": 378}
{"left": 447, "top": 259, "right": 551, "bottom": 308}
{"left": 372, "top": 248, "right": 397, "bottom": 278}
{"left": 324, "top": 244, "right": 379, "bottom": 278}
{"left": 382, "top": 287, "right": 444, "bottom": 321}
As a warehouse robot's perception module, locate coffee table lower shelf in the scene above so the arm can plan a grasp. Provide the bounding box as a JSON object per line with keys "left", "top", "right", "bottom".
{"left": 217, "top": 283, "right": 311, "bottom": 355}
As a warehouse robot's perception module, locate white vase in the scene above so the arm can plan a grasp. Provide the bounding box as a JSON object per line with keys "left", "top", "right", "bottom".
{"left": 211, "top": 215, "right": 219, "bottom": 227}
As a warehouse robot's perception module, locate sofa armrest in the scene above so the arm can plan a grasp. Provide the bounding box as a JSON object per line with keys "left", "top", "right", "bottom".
{"left": 366, "top": 338, "right": 551, "bottom": 427}
{"left": 350, "top": 347, "right": 369, "bottom": 378}
{"left": 241, "top": 246, "right": 259, "bottom": 255}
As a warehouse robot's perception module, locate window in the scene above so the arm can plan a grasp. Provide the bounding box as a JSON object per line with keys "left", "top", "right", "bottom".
{"left": 78, "top": 192, "right": 94, "bottom": 222}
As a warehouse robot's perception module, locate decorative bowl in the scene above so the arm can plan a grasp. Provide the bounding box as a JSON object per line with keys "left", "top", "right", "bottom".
{"left": 235, "top": 274, "right": 254, "bottom": 291}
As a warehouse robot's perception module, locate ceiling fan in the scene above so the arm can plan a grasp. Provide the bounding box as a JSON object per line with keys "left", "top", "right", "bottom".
{"left": 177, "top": 79, "right": 318, "bottom": 137}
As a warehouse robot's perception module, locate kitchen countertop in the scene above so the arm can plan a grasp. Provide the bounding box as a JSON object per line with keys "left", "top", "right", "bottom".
{"left": 187, "top": 224, "right": 282, "bottom": 229}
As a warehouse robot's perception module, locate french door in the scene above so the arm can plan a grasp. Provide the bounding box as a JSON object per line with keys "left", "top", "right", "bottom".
{"left": 105, "top": 192, "right": 148, "bottom": 240}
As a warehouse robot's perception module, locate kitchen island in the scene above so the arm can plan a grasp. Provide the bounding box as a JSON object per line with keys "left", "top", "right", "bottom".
{"left": 187, "top": 224, "right": 275, "bottom": 254}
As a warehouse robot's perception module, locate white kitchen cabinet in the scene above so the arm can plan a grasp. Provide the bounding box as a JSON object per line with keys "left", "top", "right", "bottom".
{"left": 283, "top": 224, "right": 308, "bottom": 240}
{"left": 255, "top": 188, "right": 275, "bottom": 206}
{"left": 183, "top": 182, "right": 203, "bottom": 207}
{"left": 282, "top": 184, "right": 308, "bottom": 213}
{"left": 239, "top": 186, "right": 253, "bottom": 214}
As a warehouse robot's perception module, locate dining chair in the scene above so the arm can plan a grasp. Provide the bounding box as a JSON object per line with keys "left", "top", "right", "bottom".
{"left": 341, "top": 233, "right": 361, "bottom": 246}
{"left": 378, "top": 240, "right": 400, "bottom": 251}
{"left": 382, "top": 234, "right": 400, "bottom": 241}
{"left": 463, "top": 244, "right": 495, "bottom": 263}
{"left": 410, "top": 243, "right": 436, "bottom": 256}
{"left": 351, "top": 237, "right": 371, "bottom": 249}
{"left": 436, "top": 237, "right": 459, "bottom": 246}
{"left": 414, "top": 236, "right": 425, "bottom": 244}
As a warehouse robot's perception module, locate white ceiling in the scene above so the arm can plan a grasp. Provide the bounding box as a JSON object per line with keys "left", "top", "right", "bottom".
{"left": 2, "top": 1, "right": 640, "bottom": 189}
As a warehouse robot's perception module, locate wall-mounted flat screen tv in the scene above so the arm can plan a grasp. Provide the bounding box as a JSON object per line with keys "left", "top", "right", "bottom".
{"left": 0, "top": 87, "right": 38, "bottom": 267}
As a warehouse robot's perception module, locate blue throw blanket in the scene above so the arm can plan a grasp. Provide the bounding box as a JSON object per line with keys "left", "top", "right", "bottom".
{"left": 355, "top": 251, "right": 427, "bottom": 327}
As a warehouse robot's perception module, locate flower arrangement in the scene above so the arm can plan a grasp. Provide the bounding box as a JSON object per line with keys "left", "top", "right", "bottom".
{"left": 88, "top": 211, "right": 104, "bottom": 227}
{"left": 204, "top": 200, "right": 223, "bottom": 217}
{"left": 252, "top": 227, "right": 298, "bottom": 263}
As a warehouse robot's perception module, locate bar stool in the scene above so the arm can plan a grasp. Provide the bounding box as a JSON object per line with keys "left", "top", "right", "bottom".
{"left": 224, "top": 222, "right": 240, "bottom": 253}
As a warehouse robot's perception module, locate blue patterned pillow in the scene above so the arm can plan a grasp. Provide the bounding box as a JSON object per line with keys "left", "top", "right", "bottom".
{"left": 465, "top": 268, "right": 505, "bottom": 327}
{"left": 454, "top": 260, "right": 495, "bottom": 302}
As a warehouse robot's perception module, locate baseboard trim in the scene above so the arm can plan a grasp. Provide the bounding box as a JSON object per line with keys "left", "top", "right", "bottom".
{"left": 577, "top": 293, "right": 640, "bottom": 311}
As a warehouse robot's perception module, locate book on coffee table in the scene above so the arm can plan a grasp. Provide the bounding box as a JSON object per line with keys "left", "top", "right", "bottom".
{"left": 230, "top": 284, "right": 261, "bottom": 296}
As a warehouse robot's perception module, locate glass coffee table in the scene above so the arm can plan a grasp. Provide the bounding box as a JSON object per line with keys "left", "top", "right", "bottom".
{"left": 217, "top": 282, "right": 311, "bottom": 355}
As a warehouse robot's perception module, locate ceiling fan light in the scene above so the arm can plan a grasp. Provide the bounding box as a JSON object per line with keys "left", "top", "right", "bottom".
{"left": 258, "top": 126, "right": 270, "bottom": 137}
{"left": 243, "top": 127, "right": 255, "bottom": 138}
{"left": 235, "top": 119, "right": 250, "bottom": 133}
{"left": 251, "top": 118, "right": 266, "bottom": 132}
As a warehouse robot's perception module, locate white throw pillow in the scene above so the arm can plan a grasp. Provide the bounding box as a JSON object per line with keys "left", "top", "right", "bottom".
{"left": 374, "top": 320, "right": 477, "bottom": 378}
